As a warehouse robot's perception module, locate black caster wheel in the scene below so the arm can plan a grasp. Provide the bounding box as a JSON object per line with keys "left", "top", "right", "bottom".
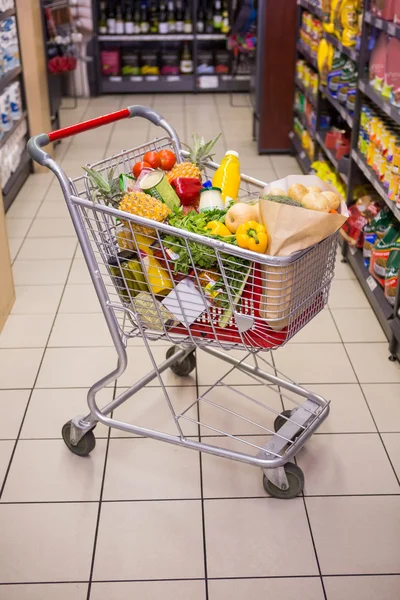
{"left": 388, "top": 354, "right": 398, "bottom": 362}
{"left": 263, "top": 463, "right": 304, "bottom": 499}
{"left": 62, "top": 421, "right": 96, "bottom": 457}
{"left": 166, "top": 346, "right": 196, "bottom": 377}
{"left": 274, "top": 410, "right": 294, "bottom": 433}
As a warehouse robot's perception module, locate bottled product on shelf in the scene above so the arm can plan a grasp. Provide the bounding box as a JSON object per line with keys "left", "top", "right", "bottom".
{"left": 299, "top": 10, "right": 322, "bottom": 59}
{"left": 180, "top": 42, "right": 193, "bottom": 73}
{"left": 326, "top": 50, "right": 358, "bottom": 114}
{"left": 296, "top": 59, "right": 318, "bottom": 99}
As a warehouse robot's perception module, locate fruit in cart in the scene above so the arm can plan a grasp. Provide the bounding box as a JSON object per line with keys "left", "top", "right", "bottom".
{"left": 143, "top": 151, "right": 161, "bottom": 169}
{"left": 307, "top": 186, "right": 322, "bottom": 193}
{"left": 166, "top": 133, "right": 221, "bottom": 183}
{"left": 82, "top": 165, "right": 123, "bottom": 208}
{"left": 321, "top": 190, "right": 341, "bottom": 210}
{"left": 170, "top": 177, "right": 202, "bottom": 206}
{"left": 158, "top": 149, "right": 177, "bottom": 171}
{"left": 269, "top": 187, "right": 286, "bottom": 195}
{"left": 288, "top": 183, "right": 308, "bottom": 203}
{"left": 301, "top": 192, "right": 330, "bottom": 212}
{"left": 119, "top": 191, "right": 171, "bottom": 236}
{"left": 262, "top": 194, "right": 303, "bottom": 208}
{"left": 236, "top": 221, "right": 268, "bottom": 254}
{"left": 225, "top": 202, "right": 260, "bottom": 233}
{"left": 132, "top": 161, "right": 151, "bottom": 178}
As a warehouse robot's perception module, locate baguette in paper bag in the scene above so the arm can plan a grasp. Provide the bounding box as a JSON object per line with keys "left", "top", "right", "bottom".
{"left": 258, "top": 175, "right": 349, "bottom": 330}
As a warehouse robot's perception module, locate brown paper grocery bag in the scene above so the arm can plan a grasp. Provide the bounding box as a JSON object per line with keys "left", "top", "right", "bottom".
{"left": 258, "top": 175, "right": 349, "bottom": 329}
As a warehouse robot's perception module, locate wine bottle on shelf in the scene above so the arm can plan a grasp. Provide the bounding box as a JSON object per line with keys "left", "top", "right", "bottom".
{"left": 180, "top": 42, "right": 193, "bottom": 74}
{"left": 98, "top": 1, "right": 108, "bottom": 35}
{"left": 124, "top": 1, "right": 135, "bottom": 34}
{"left": 213, "top": 0, "right": 222, "bottom": 31}
{"left": 175, "top": 0, "right": 184, "bottom": 33}
{"left": 183, "top": 2, "right": 192, "bottom": 33}
{"left": 197, "top": 2, "right": 205, "bottom": 33}
{"left": 133, "top": 1, "right": 141, "bottom": 33}
{"left": 221, "top": 0, "right": 229, "bottom": 34}
{"left": 107, "top": 1, "right": 116, "bottom": 34}
{"left": 115, "top": 2, "right": 125, "bottom": 34}
{"left": 205, "top": 2, "right": 213, "bottom": 33}
{"left": 167, "top": 1, "right": 176, "bottom": 34}
{"left": 159, "top": 1, "right": 168, "bottom": 34}
{"left": 149, "top": 1, "right": 158, "bottom": 34}
{"left": 140, "top": 1, "right": 150, "bottom": 33}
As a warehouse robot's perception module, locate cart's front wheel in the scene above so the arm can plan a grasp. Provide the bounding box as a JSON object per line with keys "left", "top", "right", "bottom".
{"left": 62, "top": 421, "right": 96, "bottom": 457}
{"left": 263, "top": 463, "right": 304, "bottom": 499}
{"left": 166, "top": 346, "right": 196, "bottom": 377}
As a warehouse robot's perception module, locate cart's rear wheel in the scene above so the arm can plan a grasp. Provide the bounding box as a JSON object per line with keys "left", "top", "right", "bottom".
{"left": 274, "top": 410, "right": 295, "bottom": 433}
{"left": 166, "top": 346, "right": 196, "bottom": 377}
{"left": 263, "top": 463, "right": 304, "bottom": 499}
{"left": 62, "top": 421, "right": 96, "bottom": 457}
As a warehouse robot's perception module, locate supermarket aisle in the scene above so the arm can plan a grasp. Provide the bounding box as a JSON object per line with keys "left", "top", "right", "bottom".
{"left": 1, "top": 94, "right": 400, "bottom": 600}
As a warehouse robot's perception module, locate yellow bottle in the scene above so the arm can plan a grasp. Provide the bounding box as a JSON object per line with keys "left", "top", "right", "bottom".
{"left": 212, "top": 150, "right": 241, "bottom": 204}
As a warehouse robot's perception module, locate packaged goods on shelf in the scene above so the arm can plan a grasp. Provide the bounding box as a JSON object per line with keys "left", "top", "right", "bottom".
{"left": 141, "top": 50, "right": 160, "bottom": 75}
{"left": 0, "top": 16, "right": 19, "bottom": 76}
{"left": 369, "top": 31, "right": 400, "bottom": 108}
{"left": 296, "top": 58, "right": 319, "bottom": 98}
{"left": 215, "top": 50, "right": 230, "bottom": 74}
{"left": 161, "top": 51, "right": 180, "bottom": 76}
{"left": 327, "top": 50, "right": 357, "bottom": 112}
{"left": 371, "top": 0, "right": 395, "bottom": 20}
{"left": 300, "top": 10, "right": 323, "bottom": 58}
{"left": 121, "top": 52, "right": 140, "bottom": 76}
{"left": 0, "top": 117, "right": 27, "bottom": 189}
{"left": 312, "top": 159, "right": 347, "bottom": 197}
{"left": 323, "top": 0, "right": 362, "bottom": 47}
{"left": 197, "top": 50, "right": 215, "bottom": 74}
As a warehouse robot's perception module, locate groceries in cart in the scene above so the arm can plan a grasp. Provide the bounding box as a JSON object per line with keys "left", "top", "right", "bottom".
{"left": 83, "top": 132, "right": 349, "bottom": 347}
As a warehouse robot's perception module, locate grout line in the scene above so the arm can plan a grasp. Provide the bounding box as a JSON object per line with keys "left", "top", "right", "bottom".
{"left": 301, "top": 495, "right": 328, "bottom": 600}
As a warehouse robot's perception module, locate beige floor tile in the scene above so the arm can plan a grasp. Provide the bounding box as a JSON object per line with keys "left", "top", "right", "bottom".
{"left": 49, "top": 313, "right": 112, "bottom": 347}
{"left": 306, "top": 496, "right": 400, "bottom": 574}
{"left": 68, "top": 258, "right": 92, "bottom": 284}
{"left": 297, "top": 433, "right": 399, "bottom": 495}
{"left": 345, "top": 343, "right": 400, "bottom": 383}
{"left": 0, "top": 503, "right": 97, "bottom": 582}
{"left": 323, "top": 575, "right": 400, "bottom": 599}
{"left": 0, "top": 583, "right": 88, "bottom": 600}
{"left": 21, "top": 387, "right": 111, "bottom": 439}
{"left": 334, "top": 252, "right": 356, "bottom": 280}
{"left": 328, "top": 280, "right": 369, "bottom": 309}
{"left": 103, "top": 438, "right": 201, "bottom": 500}
{"left": 0, "top": 390, "right": 30, "bottom": 439}
{"left": 208, "top": 578, "right": 324, "bottom": 600}
{"left": 199, "top": 384, "right": 282, "bottom": 436}
{"left": 284, "top": 384, "right": 376, "bottom": 433}
{"left": 59, "top": 284, "right": 102, "bottom": 313}
{"left": 12, "top": 259, "right": 71, "bottom": 286}
{"left": 93, "top": 501, "right": 204, "bottom": 580}
{"left": 91, "top": 580, "right": 206, "bottom": 600}
{"left": 0, "top": 348, "right": 44, "bottom": 388}
{"left": 270, "top": 155, "right": 300, "bottom": 169}
{"left": 0, "top": 440, "right": 14, "bottom": 487}
{"left": 28, "top": 217, "right": 75, "bottom": 238}
{"left": 273, "top": 343, "right": 356, "bottom": 384}
{"left": 6, "top": 217, "right": 32, "bottom": 238}
{"left": 292, "top": 310, "right": 341, "bottom": 343}
{"left": 17, "top": 237, "right": 77, "bottom": 261}
{"left": 362, "top": 384, "right": 400, "bottom": 431}
{"left": 0, "top": 314, "right": 54, "bottom": 348}
{"left": 6, "top": 196, "right": 42, "bottom": 219}
{"left": 205, "top": 498, "right": 318, "bottom": 577}
{"left": 381, "top": 434, "right": 400, "bottom": 479}
{"left": 197, "top": 348, "right": 275, "bottom": 386}
{"left": 11, "top": 285, "right": 64, "bottom": 314}
{"left": 7, "top": 237, "right": 23, "bottom": 261}
{"left": 36, "top": 347, "right": 117, "bottom": 388}
{"left": 331, "top": 308, "right": 386, "bottom": 343}
{"left": 112, "top": 385, "right": 198, "bottom": 437}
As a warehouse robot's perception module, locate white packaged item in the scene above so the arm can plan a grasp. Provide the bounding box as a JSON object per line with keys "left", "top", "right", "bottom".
{"left": 0, "top": 89, "right": 11, "bottom": 131}
{"left": 162, "top": 278, "right": 209, "bottom": 327}
{"left": 8, "top": 81, "right": 20, "bottom": 120}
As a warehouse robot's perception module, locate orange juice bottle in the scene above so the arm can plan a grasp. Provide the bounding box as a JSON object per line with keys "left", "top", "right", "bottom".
{"left": 212, "top": 150, "right": 241, "bottom": 204}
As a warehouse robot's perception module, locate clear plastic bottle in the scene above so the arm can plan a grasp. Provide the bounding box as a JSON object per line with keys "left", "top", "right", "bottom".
{"left": 212, "top": 150, "right": 240, "bottom": 204}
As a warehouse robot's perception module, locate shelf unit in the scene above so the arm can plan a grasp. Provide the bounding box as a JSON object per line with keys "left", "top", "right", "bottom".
{"left": 292, "top": 0, "right": 400, "bottom": 358}
{"left": 94, "top": 0, "right": 252, "bottom": 95}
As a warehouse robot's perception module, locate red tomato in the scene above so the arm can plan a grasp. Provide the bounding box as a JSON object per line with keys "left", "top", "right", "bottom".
{"left": 158, "top": 149, "right": 176, "bottom": 171}
{"left": 143, "top": 151, "right": 160, "bottom": 169}
{"left": 132, "top": 161, "right": 151, "bottom": 178}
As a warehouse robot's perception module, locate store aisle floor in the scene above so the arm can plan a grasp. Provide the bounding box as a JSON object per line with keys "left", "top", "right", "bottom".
{"left": 1, "top": 94, "right": 400, "bottom": 600}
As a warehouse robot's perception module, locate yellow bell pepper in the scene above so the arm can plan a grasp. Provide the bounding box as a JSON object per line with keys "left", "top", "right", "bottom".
{"left": 236, "top": 221, "right": 268, "bottom": 254}
{"left": 206, "top": 221, "right": 232, "bottom": 237}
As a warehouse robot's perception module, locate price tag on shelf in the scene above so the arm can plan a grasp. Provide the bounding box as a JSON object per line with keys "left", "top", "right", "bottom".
{"left": 350, "top": 49, "right": 357, "bottom": 60}
{"left": 109, "top": 76, "right": 122, "bottom": 82}
{"left": 222, "top": 75, "right": 232, "bottom": 81}
{"left": 236, "top": 75, "right": 250, "bottom": 81}
{"left": 388, "top": 22, "right": 396, "bottom": 36}
{"left": 367, "top": 276, "right": 378, "bottom": 292}
{"left": 299, "top": 151, "right": 306, "bottom": 160}
{"left": 146, "top": 76, "right": 159, "bottom": 81}
{"left": 383, "top": 103, "right": 392, "bottom": 117}
{"left": 375, "top": 18, "right": 383, "bottom": 28}
{"left": 166, "top": 76, "right": 180, "bottom": 82}
{"left": 198, "top": 75, "right": 218, "bottom": 89}
{"left": 130, "top": 76, "right": 143, "bottom": 82}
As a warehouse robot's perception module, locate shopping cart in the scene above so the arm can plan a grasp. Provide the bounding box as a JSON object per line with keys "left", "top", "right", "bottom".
{"left": 28, "top": 105, "right": 335, "bottom": 499}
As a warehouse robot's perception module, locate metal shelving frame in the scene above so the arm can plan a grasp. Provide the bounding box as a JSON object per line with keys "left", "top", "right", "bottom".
{"left": 93, "top": 0, "right": 251, "bottom": 94}
{"left": 292, "top": 0, "right": 400, "bottom": 358}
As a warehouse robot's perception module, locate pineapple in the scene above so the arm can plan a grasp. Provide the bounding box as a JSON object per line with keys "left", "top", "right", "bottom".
{"left": 82, "top": 165, "right": 123, "bottom": 207}
{"left": 119, "top": 191, "right": 171, "bottom": 236}
{"left": 166, "top": 132, "right": 221, "bottom": 183}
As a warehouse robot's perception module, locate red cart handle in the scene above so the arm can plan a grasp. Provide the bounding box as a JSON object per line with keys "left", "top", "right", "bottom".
{"left": 27, "top": 105, "right": 181, "bottom": 166}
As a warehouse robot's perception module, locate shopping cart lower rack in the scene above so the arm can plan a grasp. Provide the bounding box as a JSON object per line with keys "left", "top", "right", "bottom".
{"left": 28, "top": 105, "right": 335, "bottom": 499}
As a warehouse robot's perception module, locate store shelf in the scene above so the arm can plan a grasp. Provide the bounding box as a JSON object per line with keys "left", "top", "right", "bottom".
{"left": 101, "top": 74, "right": 195, "bottom": 93}
{"left": 365, "top": 11, "right": 400, "bottom": 39}
{"left": 319, "top": 85, "right": 354, "bottom": 127}
{"left": 343, "top": 245, "right": 394, "bottom": 339}
{"left": 197, "top": 33, "right": 227, "bottom": 40}
{"left": 2, "top": 149, "right": 31, "bottom": 213}
{"left": 0, "top": 112, "right": 27, "bottom": 150}
{"left": 359, "top": 79, "right": 400, "bottom": 125}
{"left": 98, "top": 33, "right": 195, "bottom": 42}
{"left": 322, "top": 31, "right": 358, "bottom": 60}
{"left": 0, "top": 65, "right": 21, "bottom": 94}
{"left": 0, "top": 8, "right": 15, "bottom": 21}
{"left": 316, "top": 131, "right": 349, "bottom": 184}
{"left": 296, "top": 42, "right": 318, "bottom": 70}
{"left": 289, "top": 131, "right": 311, "bottom": 173}
{"left": 352, "top": 149, "right": 400, "bottom": 221}
{"left": 295, "top": 77, "right": 317, "bottom": 108}
{"left": 297, "top": 0, "right": 325, "bottom": 20}
{"left": 294, "top": 107, "right": 316, "bottom": 138}
{"left": 197, "top": 74, "right": 250, "bottom": 92}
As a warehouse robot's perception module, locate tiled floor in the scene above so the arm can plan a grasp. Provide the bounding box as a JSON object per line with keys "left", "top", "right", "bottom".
{"left": 1, "top": 93, "right": 400, "bottom": 599}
